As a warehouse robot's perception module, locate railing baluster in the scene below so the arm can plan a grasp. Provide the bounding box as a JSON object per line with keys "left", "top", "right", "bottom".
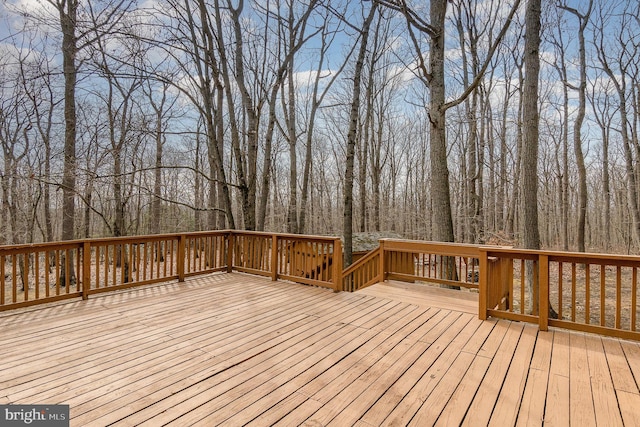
{"left": 35, "top": 252, "right": 40, "bottom": 300}
{"left": 0, "top": 256, "right": 4, "bottom": 305}
{"left": 558, "top": 262, "right": 563, "bottom": 320}
{"left": 55, "top": 251, "right": 60, "bottom": 297}
{"left": 585, "top": 264, "right": 591, "bottom": 324}
{"left": 12, "top": 254, "right": 17, "bottom": 303}
{"left": 178, "top": 234, "right": 185, "bottom": 282}
{"left": 45, "top": 251, "right": 50, "bottom": 297}
{"left": 571, "top": 263, "right": 576, "bottom": 322}
{"left": 616, "top": 266, "right": 622, "bottom": 329}
{"left": 155, "top": 240, "right": 161, "bottom": 278}
{"left": 600, "top": 264, "right": 606, "bottom": 326}
{"left": 520, "top": 259, "right": 525, "bottom": 315}
{"left": 104, "top": 246, "right": 110, "bottom": 287}
{"left": 633, "top": 268, "right": 638, "bottom": 332}
{"left": 111, "top": 245, "right": 117, "bottom": 287}
{"left": 539, "top": 255, "right": 549, "bottom": 331}
{"left": 22, "top": 254, "right": 28, "bottom": 302}
{"left": 75, "top": 249, "right": 81, "bottom": 291}
{"left": 271, "top": 235, "right": 278, "bottom": 281}
{"left": 83, "top": 241, "right": 91, "bottom": 299}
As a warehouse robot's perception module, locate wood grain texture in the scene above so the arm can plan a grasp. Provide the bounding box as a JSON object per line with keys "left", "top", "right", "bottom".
{"left": 1, "top": 272, "right": 635, "bottom": 426}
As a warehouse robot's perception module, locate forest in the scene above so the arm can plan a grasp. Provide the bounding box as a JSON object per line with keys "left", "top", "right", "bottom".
{"left": 0, "top": 0, "right": 639, "bottom": 258}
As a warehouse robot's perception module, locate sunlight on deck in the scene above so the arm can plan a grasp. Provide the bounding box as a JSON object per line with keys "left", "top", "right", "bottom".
{"left": 1, "top": 273, "right": 639, "bottom": 426}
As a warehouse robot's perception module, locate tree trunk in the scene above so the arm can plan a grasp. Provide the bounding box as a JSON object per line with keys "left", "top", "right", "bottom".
{"left": 560, "top": 1, "right": 593, "bottom": 252}
{"left": 344, "top": 4, "right": 377, "bottom": 267}
{"left": 522, "top": 0, "right": 542, "bottom": 316}
{"left": 286, "top": 60, "right": 299, "bottom": 234}
{"left": 60, "top": 1, "right": 78, "bottom": 243}
{"left": 429, "top": 0, "right": 455, "bottom": 244}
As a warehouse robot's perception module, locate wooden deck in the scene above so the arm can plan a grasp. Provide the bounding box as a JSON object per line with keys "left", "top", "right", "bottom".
{"left": 1, "top": 273, "right": 639, "bottom": 426}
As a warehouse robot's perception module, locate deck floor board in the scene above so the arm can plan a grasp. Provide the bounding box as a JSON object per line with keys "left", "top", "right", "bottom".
{"left": 0, "top": 273, "right": 635, "bottom": 426}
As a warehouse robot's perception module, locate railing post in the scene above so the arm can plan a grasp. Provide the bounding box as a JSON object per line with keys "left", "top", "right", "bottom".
{"left": 82, "top": 241, "right": 91, "bottom": 300}
{"left": 271, "top": 235, "right": 278, "bottom": 281}
{"left": 333, "top": 238, "right": 343, "bottom": 292}
{"left": 539, "top": 254, "right": 549, "bottom": 331}
{"left": 226, "top": 232, "right": 234, "bottom": 273}
{"left": 178, "top": 234, "right": 186, "bottom": 282}
{"left": 478, "top": 248, "right": 488, "bottom": 320}
{"left": 378, "top": 240, "right": 386, "bottom": 283}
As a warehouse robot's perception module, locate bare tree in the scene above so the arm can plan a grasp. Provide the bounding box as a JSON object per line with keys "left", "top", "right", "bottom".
{"left": 374, "top": 0, "right": 521, "bottom": 244}
{"left": 29, "top": 0, "right": 133, "bottom": 242}
{"left": 587, "top": 71, "right": 615, "bottom": 250}
{"left": 556, "top": 1, "right": 593, "bottom": 252}
{"left": 521, "top": 0, "right": 559, "bottom": 318}
{"left": 154, "top": 0, "right": 236, "bottom": 228}
{"left": 594, "top": 1, "right": 640, "bottom": 247}
{"left": 343, "top": 3, "right": 378, "bottom": 266}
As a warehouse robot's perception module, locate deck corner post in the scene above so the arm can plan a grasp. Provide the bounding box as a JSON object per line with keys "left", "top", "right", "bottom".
{"left": 82, "top": 240, "right": 91, "bottom": 300}
{"left": 378, "top": 239, "right": 386, "bottom": 283}
{"left": 333, "top": 238, "right": 343, "bottom": 292}
{"left": 271, "top": 235, "right": 278, "bottom": 281}
{"left": 539, "top": 254, "right": 549, "bottom": 331}
{"left": 178, "top": 234, "right": 186, "bottom": 282}
{"left": 478, "top": 248, "right": 488, "bottom": 320}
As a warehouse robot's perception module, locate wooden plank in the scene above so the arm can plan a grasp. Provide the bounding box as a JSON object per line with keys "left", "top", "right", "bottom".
{"left": 569, "top": 333, "right": 597, "bottom": 427}
{"left": 433, "top": 355, "right": 492, "bottom": 427}
{"left": 549, "top": 329, "right": 570, "bottom": 376}
{"left": 461, "top": 318, "right": 498, "bottom": 355}
{"left": 272, "top": 309, "right": 439, "bottom": 427}
{"left": 0, "top": 279, "right": 299, "bottom": 372}
{"left": 363, "top": 283, "right": 478, "bottom": 314}
{"left": 407, "top": 351, "right": 477, "bottom": 426}
{"left": 515, "top": 369, "right": 549, "bottom": 426}
{"left": 412, "top": 310, "right": 463, "bottom": 344}
{"left": 74, "top": 295, "right": 372, "bottom": 425}
{"left": 11, "top": 290, "right": 318, "bottom": 401}
{"left": 203, "top": 312, "right": 397, "bottom": 426}
{"left": 303, "top": 339, "right": 427, "bottom": 426}
{"left": 488, "top": 324, "right": 538, "bottom": 426}
{"left": 477, "top": 319, "right": 511, "bottom": 359}
{"left": 3, "top": 271, "right": 640, "bottom": 427}
{"left": 245, "top": 310, "right": 424, "bottom": 426}
{"left": 602, "top": 338, "right": 639, "bottom": 394}
{"left": 244, "top": 391, "right": 309, "bottom": 426}
{"left": 13, "top": 293, "right": 318, "bottom": 402}
{"left": 365, "top": 314, "right": 479, "bottom": 426}
{"left": 543, "top": 329, "right": 570, "bottom": 426}
{"left": 368, "top": 315, "right": 490, "bottom": 427}
{"left": 544, "top": 373, "right": 570, "bottom": 427}
{"left": 461, "top": 321, "right": 525, "bottom": 427}
{"left": 620, "top": 340, "right": 640, "bottom": 388}
{"left": 617, "top": 390, "right": 640, "bottom": 427}
{"left": 584, "top": 334, "right": 624, "bottom": 426}
{"left": 515, "top": 330, "right": 553, "bottom": 426}
{"left": 148, "top": 323, "right": 372, "bottom": 426}
{"left": 250, "top": 311, "right": 433, "bottom": 425}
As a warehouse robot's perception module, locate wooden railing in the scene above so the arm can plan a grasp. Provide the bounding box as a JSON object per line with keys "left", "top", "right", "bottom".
{"left": 0, "top": 230, "right": 341, "bottom": 312}
{"left": 3, "top": 231, "right": 640, "bottom": 341}
{"left": 343, "top": 239, "right": 640, "bottom": 340}
{"left": 0, "top": 241, "right": 84, "bottom": 309}
{"left": 343, "top": 239, "right": 484, "bottom": 292}
{"left": 381, "top": 239, "right": 483, "bottom": 289}
{"left": 229, "top": 231, "right": 342, "bottom": 290}
{"left": 479, "top": 247, "right": 640, "bottom": 341}
{"left": 342, "top": 247, "right": 381, "bottom": 292}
